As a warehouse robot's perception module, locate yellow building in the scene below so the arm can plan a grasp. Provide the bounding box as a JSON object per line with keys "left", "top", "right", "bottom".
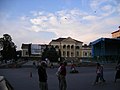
{"left": 111, "top": 26, "right": 120, "bottom": 38}
{"left": 49, "top": 37, "right": 92, "bottom": 62}
{"left": 81, "top": 44, "right": 92, "bottom": 60}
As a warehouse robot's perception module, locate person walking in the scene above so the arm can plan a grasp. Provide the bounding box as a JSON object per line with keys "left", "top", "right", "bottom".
{"left": 33, "top": 61, "right": 36, "bottom": 68}
{"left": 38, "top": 61, "right": 48, "bottom": 90}
{"left": 59, "top": 62, "right": 67, "bottom": 90}
{"left": 94, "top": 63, "right": 105, "bottom": 85}
{"left": 99, "top": 65, "right": 106, "bottom": 83}
{"left": 114, "top": 60, "right": 120, "bottom": 83}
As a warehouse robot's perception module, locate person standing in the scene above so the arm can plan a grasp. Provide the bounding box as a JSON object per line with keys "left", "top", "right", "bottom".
{"left": 59, "top": 62, "right": 67, "bottom": 90}
{"left": 38, "top": 61, "right": 48, "bottom": 90}
{"left": 56, "top": 62, "right": 63, "bottom": 88}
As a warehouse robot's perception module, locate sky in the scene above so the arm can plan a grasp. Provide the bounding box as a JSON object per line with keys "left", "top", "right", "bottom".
{"left": 0, "top": 0, "right": 120, "bottom": 50}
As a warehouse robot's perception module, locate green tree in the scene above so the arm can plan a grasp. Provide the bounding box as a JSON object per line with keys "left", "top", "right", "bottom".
{"left": 42, "top": 46, "right": 60, "bottom": 62}
{"left": 0, "top": 34, "right": 17, "bottom": 63}
{"left": 41, "top": 46, "right": 49, "bottom": 61}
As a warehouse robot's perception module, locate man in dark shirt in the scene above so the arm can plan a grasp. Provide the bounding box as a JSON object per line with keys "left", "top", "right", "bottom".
{"left": 38, "top": 61, "right": 48, "bottom": 90}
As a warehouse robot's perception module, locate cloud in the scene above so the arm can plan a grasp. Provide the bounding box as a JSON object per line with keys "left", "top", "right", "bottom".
{"left": 116, "top": 4, "right": 120, "bottom": 14}
{"left": 0, "top": 13, "right": 54, "bottom": 50}
{"left": 101, "top": 5, "right": 112, "bottom": 11}
{"left": 90, "top": 0, "right": 108, "bottom": 10}
{"left": 82, "top": 15, "right": 101, "bottom": 21}
{"left": 90, "top": 0, "right": 118, "bottom": 17}
{"left": 0, "top": 0, "right": 120, "bottom": 49}
{"left": 29, "top": 8, "right": 120, "bottom": 45}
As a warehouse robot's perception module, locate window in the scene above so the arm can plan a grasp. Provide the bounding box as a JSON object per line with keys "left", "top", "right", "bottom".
{"left": 67, "top": 51, "right": 69, "bottom": 57}
{"left": 63, "top": 51, "right": 66, "bottom": 57}
{"left": 67, "top": 45, "right": 70, "bottom": 49}
{"left": 55, "top": 45, "right": 59, "bottom": 49}
{"left": 71, "top": 52, "right": 74, "bottom": 57}
{"left": 63, "top": 45, "right": 66, "bottom": 49}
{"left": 89, "top": 52, "right": 91, "bottom": 56}
{"left": 83, "top": 52, "right": 87, "bottom": 56}
{"left": 76, "top": 46, "right": 79, "bottom": 49}
{"left": 71, "top": 45, "right": 74, "bottom": 49}
{"left": 76, "top": 51, "right": 79, "bottom": 56}
{"left": 26, "top": 51, "right": 28, "bottom": 55}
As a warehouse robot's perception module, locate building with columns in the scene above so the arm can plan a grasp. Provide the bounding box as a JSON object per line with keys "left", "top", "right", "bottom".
{"left": 49, "top": 37, "right": 92, "bottom": 61}
{"left": 20, "top": 37, "right": 92, "bottom": 62}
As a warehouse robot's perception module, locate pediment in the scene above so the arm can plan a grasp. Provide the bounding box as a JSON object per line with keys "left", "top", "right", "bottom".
{"left": 62, "top": 37, "right": 76, "bottom": 43}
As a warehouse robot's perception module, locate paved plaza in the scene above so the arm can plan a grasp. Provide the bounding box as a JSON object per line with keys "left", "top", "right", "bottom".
{"left": 0, "top": 62, "right": 120, "bottom": 90}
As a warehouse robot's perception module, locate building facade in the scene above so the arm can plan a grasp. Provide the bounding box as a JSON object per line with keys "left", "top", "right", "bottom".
{"left": 21, "top": 37, "right": 92, "bottom": 62}
{"left": 21, "top": 44, "right": 29, "bottom": 58}
{"left": 91, "top": 38, "right": 120, "bottom": 62}
{"left": 111, "top": 26, "right": 120, "bottom": 38}
{"left": 49, "top": 37, "right": 92, "bottom": 61}
{"left": 81, "top": 44, "right": 92, "bottom": 60}
{"left": 21, "top": 43, "right": 47, "bottom": 60}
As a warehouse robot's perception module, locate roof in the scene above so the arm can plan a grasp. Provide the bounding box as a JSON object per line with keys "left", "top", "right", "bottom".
{"left": 50, "top": 37, "right": 83, "bottom": 43}
{"left": 82, "top": 44, "right": 91, "bottom": 48}
{"left": 51, "top": 38, "right": 66, "bottom": 42}
{"left": 21, "top": 44, "right": 29, "bottom": 49}
{"left": 90, "top": 38, "right": 120, "bottom": 45}
{"left": 111, "top": 30, "right": 120, "bottom": 34}
{"left": 74, "top": 39, "right": 83, "bottom": 43}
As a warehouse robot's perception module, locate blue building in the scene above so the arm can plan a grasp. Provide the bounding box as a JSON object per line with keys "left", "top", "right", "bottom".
{"left": 90, "top": 38, "right": 120, "bottom": 62}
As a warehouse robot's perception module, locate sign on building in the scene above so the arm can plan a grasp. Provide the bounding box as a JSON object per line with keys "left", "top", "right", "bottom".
{"left": 31, "top": 44, "right": 41, "bottom": 55}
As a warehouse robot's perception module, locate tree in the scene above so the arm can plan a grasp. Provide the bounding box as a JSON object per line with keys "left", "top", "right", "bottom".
{"left": 41, "top": 46, "right": 60, "bottom": 62}
{"left": 0, "top": 34, "right": 17, "bottom": 63}
{"left": 48, "top": 46, "right": 59, "bottom": 62}
{"left": 41, "top": 46, "right": 49, "bottom": 61}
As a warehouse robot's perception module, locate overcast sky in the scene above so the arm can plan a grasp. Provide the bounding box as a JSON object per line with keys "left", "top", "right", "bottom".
{"left": 0, "top": 0, "right": 120, "bottom": 50}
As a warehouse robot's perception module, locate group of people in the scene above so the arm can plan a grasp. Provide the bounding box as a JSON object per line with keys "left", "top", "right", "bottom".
{"left": 94, "top": 61, "right": 120, "bottom": 85}
{"left": 38, "top": 61, "right": 67, "bottom": 90}
{"left": 37, "top": 60, "right": 120, "bottom": 90}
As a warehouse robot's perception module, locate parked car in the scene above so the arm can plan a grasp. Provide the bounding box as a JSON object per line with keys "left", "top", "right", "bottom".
{"left": 0, "top": 76, "right": 14, "bottom": 90}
